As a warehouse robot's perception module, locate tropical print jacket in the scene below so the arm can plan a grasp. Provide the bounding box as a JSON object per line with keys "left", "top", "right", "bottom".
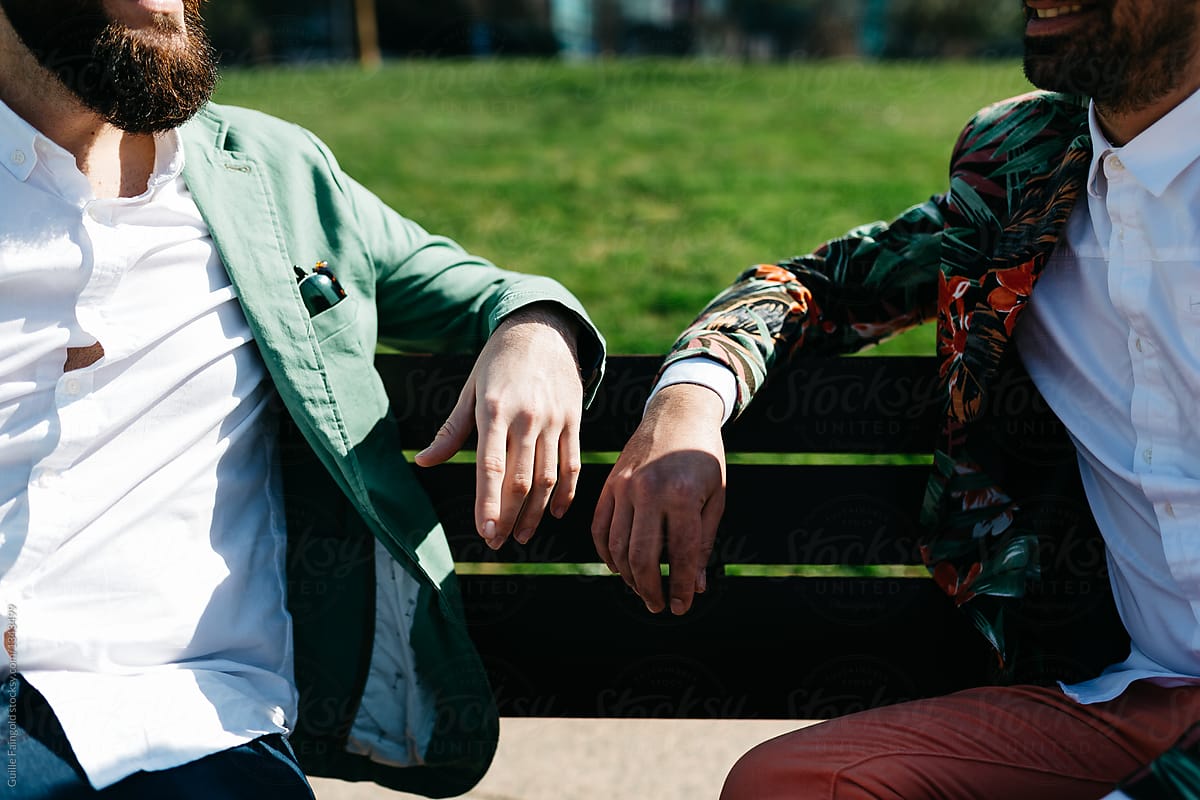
{"left": 661, "top": 89, "right": 1095, "bottom": 667}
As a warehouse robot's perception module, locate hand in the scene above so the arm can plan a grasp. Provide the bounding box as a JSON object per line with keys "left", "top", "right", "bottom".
{"left": 591, "top": 383, "right": 726, "bottom": 614}
{"left": 415, "top": 304, "right": 583, "bottom": 549}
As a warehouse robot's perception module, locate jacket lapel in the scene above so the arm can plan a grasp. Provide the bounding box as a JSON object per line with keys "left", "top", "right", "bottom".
{"left": 941, "top": 105, "right": 1091, "bottom": 425}
{"left": 179, "top": 110, "right": 358, "bottom": 467}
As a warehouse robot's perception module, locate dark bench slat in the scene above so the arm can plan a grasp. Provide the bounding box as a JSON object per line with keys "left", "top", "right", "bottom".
{"left": 420, "top": 463, "right": 931, "bottom": 566}
{"left": 461, "top": 574, "right": 984, "bottom": 719}
{"left": 460, "top": 573, "right": 1128, "bottom": 719}
{"left": 380, "top": 353, "right": 1064, "bottom": 458}
{"left": 381, "top": 354, "right": 942, "bottom": 454}
{"left": 464, "top": 574, "right": 988, "bottom": 719}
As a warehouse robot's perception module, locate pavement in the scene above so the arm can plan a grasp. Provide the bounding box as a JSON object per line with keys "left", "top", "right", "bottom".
{"left": 310, "top": 718, "right": 814, "bottom": 800}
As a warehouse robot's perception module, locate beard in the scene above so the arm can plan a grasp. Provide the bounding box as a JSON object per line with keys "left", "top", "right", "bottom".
{"left": 1022, "top": 0, "right": 1199, "bottom": 115}
{"left": 0, "top": 0, "right": 218, "bottom": 134}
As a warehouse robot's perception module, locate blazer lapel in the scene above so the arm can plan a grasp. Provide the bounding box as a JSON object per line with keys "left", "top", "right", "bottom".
{"left": 941, "top": 110, "right": 1091, "bottom": 425}
{"left": 179, "top": 111, "right": 356, "bottom": 465}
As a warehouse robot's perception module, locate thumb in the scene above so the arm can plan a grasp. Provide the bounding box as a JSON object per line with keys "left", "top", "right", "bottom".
{"left": 415, "top": 385, "right": 476, "bottom": 467}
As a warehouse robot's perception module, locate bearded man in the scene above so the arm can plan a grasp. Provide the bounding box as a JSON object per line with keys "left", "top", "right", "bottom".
{"left": 0, "top": 1, "right": 604, "bottom": 798}
{"left": 593, "top": 1, "right": 1200, "bottom": 797}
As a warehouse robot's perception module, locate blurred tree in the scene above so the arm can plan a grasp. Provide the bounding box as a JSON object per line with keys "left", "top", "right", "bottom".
{"left": 200, "top": 0, "right": 1023, "bottom": 64}
{"left": 884, "top": 0, "right": 1023, "bottom": 58}
{"left": 205, "top": 0, "right": 355, "bottom": 64}
{"left": 355, "top": 0, "right": 382, "bottom": 66}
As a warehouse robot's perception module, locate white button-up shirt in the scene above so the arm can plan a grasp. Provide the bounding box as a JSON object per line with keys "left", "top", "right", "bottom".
{"left": 0, "top": 101, "right": 295, "bottom": 788}
{"left": 1018, "top": 92, "right": 1200, "bottom": 702}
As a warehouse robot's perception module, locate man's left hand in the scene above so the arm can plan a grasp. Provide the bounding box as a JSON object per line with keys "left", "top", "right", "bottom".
{"left": 415, "top": 304, "right": 583, "bottom": 549}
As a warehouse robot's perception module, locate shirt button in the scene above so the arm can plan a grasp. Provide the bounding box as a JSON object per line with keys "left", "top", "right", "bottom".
{"left": 64, "top": 378, "right": 82, "bottom": 395}
{"left": 1143, "top": 447, "right": 1153, "bottom": 465}
{"left": 1165, "top": 502, "right": 1176, "bottom": 518}
{"left": 1109, "top": 155, "right": 1125, "bottom": 172}
{"left": 10, "top": 149, "right": 25, "bottom": 166}
{"left": 1135, "top": 338, "right": 1143, "bottom": 353}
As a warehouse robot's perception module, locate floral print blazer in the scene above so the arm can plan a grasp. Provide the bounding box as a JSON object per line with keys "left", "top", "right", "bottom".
{"left": 661, "top": 90, "right": 1096, "bottom": 670}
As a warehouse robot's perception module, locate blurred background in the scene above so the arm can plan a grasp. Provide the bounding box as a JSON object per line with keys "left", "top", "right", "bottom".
{"left": 206, "top": 1, "right": 1024, "bottom": 68}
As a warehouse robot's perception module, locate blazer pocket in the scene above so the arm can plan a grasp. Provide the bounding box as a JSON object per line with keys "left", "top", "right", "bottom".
{"left": 309, "top": 295, "right": 359, "bottom": 344}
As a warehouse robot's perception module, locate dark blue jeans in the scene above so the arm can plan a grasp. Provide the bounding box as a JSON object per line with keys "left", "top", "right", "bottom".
{"left": 3, "top": 675, "right": 315, "bottom": 799}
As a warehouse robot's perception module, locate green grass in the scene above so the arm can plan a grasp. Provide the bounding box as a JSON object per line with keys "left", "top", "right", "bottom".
{"left": 213, "top": 58, "right": 1032, "bottom": 355}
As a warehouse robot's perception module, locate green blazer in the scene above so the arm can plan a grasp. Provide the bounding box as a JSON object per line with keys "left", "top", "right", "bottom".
{"left": 179, "top": 102, "right": 604, "bottom": 797}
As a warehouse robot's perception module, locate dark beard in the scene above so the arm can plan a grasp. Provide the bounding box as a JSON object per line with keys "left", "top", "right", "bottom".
{"left": 1, "top": 1, "right": 218, "bottom": 134}
{"left": 1022, "top": 1, "right": 1198, "bottom": 115}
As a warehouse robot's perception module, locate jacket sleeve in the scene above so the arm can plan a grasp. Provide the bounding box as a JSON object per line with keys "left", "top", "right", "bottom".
{"left": 309, "top": 130, "right": 606, "bottom": 401}
{"left": 659, "top": 194, "right": 948, "bottom": 419}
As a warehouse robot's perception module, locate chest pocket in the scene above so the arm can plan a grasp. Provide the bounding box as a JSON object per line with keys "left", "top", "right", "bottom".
{"left": 310, "top": 295, "right": 360, "bottom": 344}
{"left": 305, "top": 294, "right": 390, "bottom": 449}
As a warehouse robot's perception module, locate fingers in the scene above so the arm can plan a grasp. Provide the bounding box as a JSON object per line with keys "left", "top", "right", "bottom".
{"left": 671, "top": 489, "right": 724, "bottom": 609}
{"left": 414, "top": 379, "right": 476, "bottom": 468}
{"left": 665, "top": 505, "right": 704, "bottom": 615}
{"left": 511, "top": 430, "right": 558, "bottom": 545}
{"left": 551, "top": 418, "right": 581, "bottom": 519}
{"left": 474, "top": 415, "right": 507, "bottom": 546}
{"left": 476, "top": 404, "right": 576, "bottom": 549}
{"left": 628, "top": 506, "right": 666, "bottom": 612}
{"left": 694, "top": 492, "right": 724, "bottom": 597}
{"left": 595, "top": 481, "right": 714, "bottom": 614}
{"left": 590, "top": 486, "right": 617, "bottom": 573}
{"left": 606, "top": 494, "right": 635, "bottom": 585}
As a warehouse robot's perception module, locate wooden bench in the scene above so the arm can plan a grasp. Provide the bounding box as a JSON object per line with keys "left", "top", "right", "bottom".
{"left": 313, "top": 353, "right": 1131, "bottom": 723}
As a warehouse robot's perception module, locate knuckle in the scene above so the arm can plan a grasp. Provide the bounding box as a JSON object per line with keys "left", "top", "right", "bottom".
{"left": 480, "top": 394, "right": 506, "bottom": 419}
{"left": 508, "top": 476, "right": 532, "bottom": 496}
{"left": 632, "top": 471, "right": 701, "bottom": 505}
{"left": 479, "top": 455, "right": 506, "bottom": 478}
{"left": 609, "top": 538, "right": 629, "bottom": 561}
{"left": 663, "top": 472, "right": 702, "bottom": 497}
{"left": 626, "top": 539, "right": 658, "bottom": 568}
{"left": 535, "top": 471, "right": 557, "bottom": 491}
{"left": 662, "top": 492, "right": 698, "bottom": 514}
{"left": 630, "top": 471, "right": 665, "bottom": 498}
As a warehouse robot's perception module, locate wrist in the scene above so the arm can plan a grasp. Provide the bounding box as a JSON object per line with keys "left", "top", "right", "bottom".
{"left": 495, "top": 303, "right": 582, "bottom": 366}
{"left": 647, "top": 382, "right": 725, "bottom": 426}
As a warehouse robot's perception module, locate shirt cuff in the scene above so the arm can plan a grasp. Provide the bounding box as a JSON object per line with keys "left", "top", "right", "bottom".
{"left": 646, "top": 357, "right": 737, "bottom": 425}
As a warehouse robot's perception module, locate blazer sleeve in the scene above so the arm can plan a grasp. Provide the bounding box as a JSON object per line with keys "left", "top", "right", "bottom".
{"left": 653, "top": 113, "right": 999, "bottom": 420}
{"left": 305, "top": 129, "right": 606, "bottom": 401}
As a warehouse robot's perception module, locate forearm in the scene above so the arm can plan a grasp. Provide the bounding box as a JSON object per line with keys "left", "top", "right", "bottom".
{"left": 660, "top": 197, "right": 945, "bottom": 418}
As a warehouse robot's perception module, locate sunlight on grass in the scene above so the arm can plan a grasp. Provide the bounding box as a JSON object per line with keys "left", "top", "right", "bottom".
{"left": 215, "top": 59, "right": 1030, "bottom": 354}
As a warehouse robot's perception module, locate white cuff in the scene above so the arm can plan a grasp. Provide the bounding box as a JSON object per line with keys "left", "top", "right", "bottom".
{"left": 645, "top": 357, "right": 737, "bottom": 425}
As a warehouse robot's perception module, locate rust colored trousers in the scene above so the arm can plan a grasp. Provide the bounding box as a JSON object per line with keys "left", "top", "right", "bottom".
{"left": 720, "top": 682, "right": 1200, "bottom": 800}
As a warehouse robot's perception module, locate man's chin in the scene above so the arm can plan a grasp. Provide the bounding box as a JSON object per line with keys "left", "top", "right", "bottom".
{"left": 1023, "top": 38, "right": 1099, "bottom": 95}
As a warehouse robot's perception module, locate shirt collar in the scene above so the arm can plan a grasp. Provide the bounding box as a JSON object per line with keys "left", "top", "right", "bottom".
{"left": 150, "top": 128, "right": 186, "bottom": 187}
{"left": 1086, "top": 87, "right": 1200, "bottom": 199}
{"left": 0, "top": 98, "right": 46, "bottom": 182}
{"left": 0, "top": 97, "right": 185, "bottom": 190}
